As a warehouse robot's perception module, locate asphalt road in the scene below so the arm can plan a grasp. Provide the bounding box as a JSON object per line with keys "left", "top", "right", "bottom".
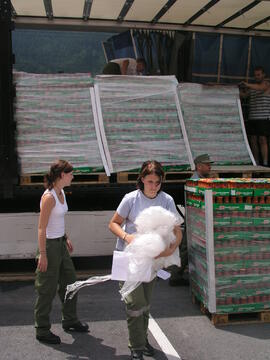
{"left": 1, "top": 278, "right": 270, "bottom": 360}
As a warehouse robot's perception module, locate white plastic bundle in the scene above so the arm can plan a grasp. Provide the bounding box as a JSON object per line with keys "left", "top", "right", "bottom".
{"left": 64, "top": 206, "right": 182, "bottom": 302}
{"left": 65, "top": 275, "right": 111, "bottom": 301}
{"left": 120, "top": 206, "right": 181, "bottom": 299}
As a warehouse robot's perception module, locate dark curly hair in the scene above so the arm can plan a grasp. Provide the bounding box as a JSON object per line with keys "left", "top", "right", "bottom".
{"left": 254, "top": 66, "right": 265, "bottom": 74}
{"left": 44, "top": 159, "right": 73, "bottom": 189}
{"left": 136, "top": 160, "right": 164, "bottom": 192}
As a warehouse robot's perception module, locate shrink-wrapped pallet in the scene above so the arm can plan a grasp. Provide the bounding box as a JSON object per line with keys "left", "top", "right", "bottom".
{"left": 186, "top": 178, "right": 270, "bottom": 314}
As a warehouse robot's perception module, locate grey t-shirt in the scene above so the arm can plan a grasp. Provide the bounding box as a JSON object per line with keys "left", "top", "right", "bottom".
{"left": 190, "top": 171, "right": 201, "bottom": 180}
{"left": 116, "top": 189, "right": 181, "bottom": 251}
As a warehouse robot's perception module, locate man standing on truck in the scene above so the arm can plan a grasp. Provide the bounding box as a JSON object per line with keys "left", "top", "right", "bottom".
{"left": 102, "top": 57, "right": 146, "bottom": 75}
{"left": 241, "top": 66, "right": 270, "bottom": 166}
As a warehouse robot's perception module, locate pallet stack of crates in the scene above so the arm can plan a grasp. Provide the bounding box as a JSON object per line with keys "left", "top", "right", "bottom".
{"left": 185, "top": 178, "right": 270, "bottom": 317}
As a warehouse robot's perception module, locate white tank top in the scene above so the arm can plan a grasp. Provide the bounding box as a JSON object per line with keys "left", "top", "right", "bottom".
{"left": 40, "top": 188, "right": 68, "bottom": 239}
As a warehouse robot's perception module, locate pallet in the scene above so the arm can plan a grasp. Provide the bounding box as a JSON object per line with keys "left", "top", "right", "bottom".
{"left": 20, "top": 166, "right": 270, "bottom": 185}
{"left": 210, "top": 311, "right": 270, "bottom": 326}
{"left": 210, "top": 165, "right": 270, "bottom": 179}
{"left": 20, "top": 173, "right": 109, "bottom": 185}
{"left": 191, "top": 293, "right": 270, "bottom": 326}
{"left": 117, "top": 171, "right": 191, "bottom": 183}
{"left": 117, "top": 166, "right": 270, "bottom": 184}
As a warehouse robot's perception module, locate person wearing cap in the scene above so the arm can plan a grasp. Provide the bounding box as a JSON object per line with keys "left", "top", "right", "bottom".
{"left": 191, "top": 153, "right": 214, "bottom": 180}
{"left": 169, "top": 154, "right": 214, "bottom": 286}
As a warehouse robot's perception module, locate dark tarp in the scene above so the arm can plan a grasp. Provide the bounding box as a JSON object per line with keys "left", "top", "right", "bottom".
{"left": 104, "top": 30, "right": 193, "bottom": 80}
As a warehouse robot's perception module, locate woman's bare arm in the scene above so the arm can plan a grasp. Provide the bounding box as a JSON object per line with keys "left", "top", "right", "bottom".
{"left": 109, "top": 212, "right": 135, "bottom": 244}
{"left": 37, "top": 194, "right": 55, "bottom": 272}
{"left": 121, "top": 59, "right": 129, "bottom": 75}
{"left": 242, "top": 81, "right": 270, "bottom": 92}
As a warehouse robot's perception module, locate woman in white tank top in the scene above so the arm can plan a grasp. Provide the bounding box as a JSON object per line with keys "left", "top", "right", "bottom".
{"left": 35, "top": 159, "right": 89, "bottom": 345}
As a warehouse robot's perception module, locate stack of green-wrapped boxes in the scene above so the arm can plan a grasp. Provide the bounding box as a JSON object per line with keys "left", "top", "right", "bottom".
{"left": 185, "top": 178, "right": 270, "bottom": 314}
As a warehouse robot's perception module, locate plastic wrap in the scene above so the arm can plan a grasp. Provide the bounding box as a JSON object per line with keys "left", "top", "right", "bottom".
{"left": 178, "top": 83, "right": 253, "bottom": 165}
{"left": 15, "top": 72, "right": 254, "bottom": 175}
{"left": 119, "top": 206, "right": 181, "bottom": 299}
{"left": 94, "top": 75, "right": 191, "bottom": 173}
{"left": 65, "top": 206, "right": 181, "bottom": 301}
{"left": 186, "top": 179, "right": 270, "bottom": 314}
{"left": 14, "top": 71, "right": 103, "bottom": 174}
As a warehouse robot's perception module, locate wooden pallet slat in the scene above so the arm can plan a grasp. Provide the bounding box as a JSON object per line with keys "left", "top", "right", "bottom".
{"left": 211, "top": 311, "right": 270, "bottom": 326}
{"left": 21, "top": 166, "right": 270, "bottom": 185}
{"left": 20, "top": 173, "right": 109, "bottom": 185}
{"left": 117, "top": 171, "right": 192, "bottom": 183}
{"left": 20, "top": 175, "right": 44, "bottom": 185}
{"left": 259, "top": 311, "right": 270, "bottom": 322}
{"left": 164, "top": 172, "right": 192, "bottom": 182}
{"left": 117, "top": 172, "right": 138, "bottom": 183}
{"left": 192, "top": 292, "right": 270, "bottom": 326}
{"left": 116, "top": 166, "right": 270, "bottom": 183}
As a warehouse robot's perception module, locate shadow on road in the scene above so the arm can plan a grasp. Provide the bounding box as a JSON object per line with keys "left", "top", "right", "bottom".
{"left": 46, "top": 332, "right": 129, "bottom": 360}
{"left": 217, "top": 323, "right": 270, "bottom": 340}
{"left": 41, "top": 332, "right": 170, "bottom": 360}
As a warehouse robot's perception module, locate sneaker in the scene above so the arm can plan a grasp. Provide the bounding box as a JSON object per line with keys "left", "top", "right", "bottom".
{"left": 36, "top": 331, "right": 61, "bottom": 344}
{"left": 143, "top": 340, "right": 155, "bottom": 357}
{"left": 63, "top": 321, "right": 89, "bottom": 332}
{"left": 131, "top": 350, "right": 144, "bottom": 359}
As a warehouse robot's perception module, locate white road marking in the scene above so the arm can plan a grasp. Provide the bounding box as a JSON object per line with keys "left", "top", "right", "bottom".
{"left": 149, "top": 314, "right": 182, "bottom": 360}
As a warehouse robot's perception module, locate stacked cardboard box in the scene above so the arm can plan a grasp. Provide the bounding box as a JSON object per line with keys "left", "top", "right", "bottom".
{"left": 186, "top": 178, "right": 270, "bottom": 314}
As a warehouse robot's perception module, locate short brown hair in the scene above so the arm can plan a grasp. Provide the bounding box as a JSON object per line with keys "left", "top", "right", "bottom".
{"left": 254, "top": 66, "right": 265, "bottom": 74}
{"left": 44, "top": 159, "right": 73, "bottom": 189}
{"left": 136, "top": 160, "right": 164, "bottom": 191}
{"left": 136, "top": 58, "right": 146, "bottom": 67}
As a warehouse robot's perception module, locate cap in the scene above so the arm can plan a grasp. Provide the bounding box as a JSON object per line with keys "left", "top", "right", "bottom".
{"left": 194, "top": 154, "right": 214, "bottom": 165}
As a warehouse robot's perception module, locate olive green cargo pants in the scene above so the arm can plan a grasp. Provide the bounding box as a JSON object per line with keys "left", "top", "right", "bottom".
{"left": 34, "top": 238, "right": 78, "bottom": 336}
{"left": 120, "top": 278, "right": 156, "bottom": 350}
